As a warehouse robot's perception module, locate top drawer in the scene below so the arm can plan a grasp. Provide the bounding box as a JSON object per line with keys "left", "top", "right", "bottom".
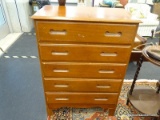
{"left": 36, "top": 21, "right": 137, "bottom": 44}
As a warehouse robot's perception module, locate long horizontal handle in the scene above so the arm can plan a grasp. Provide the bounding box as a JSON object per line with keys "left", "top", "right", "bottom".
{"left": 54, "top": 85, "right": 68, "bottom": 88}
{"left": 50, "top": 29, "right": 67, "bottom": 35}
{"left": 53, "top": 69, "right": 69, "bottom": 73}
{"left": 96, "top": 85, "right": 111, "bottom": 89}
{"left": 99, "top": 70, "right": 114, "bottom": 74}
{"left": 94, "top": 98, "right": 108, "bottom": 101}
{"left": 52, "top": 51, "right": 69, "bottom": 56}
{"left": 105, "top": 31, "right": 122, "bottom": 37}
{"left": 55, "top": 98, "right": 69, "bottom": 101}
{"left": 100, "top": 52, "right": 117, "bottom": 56}
{"left": 54, "top": 84, "right": 69, "bottom": 88}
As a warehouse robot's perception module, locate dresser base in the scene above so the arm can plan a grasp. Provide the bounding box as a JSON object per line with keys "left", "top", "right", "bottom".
{"left": 47, "top": 104, "right": 117, "bottom": 116}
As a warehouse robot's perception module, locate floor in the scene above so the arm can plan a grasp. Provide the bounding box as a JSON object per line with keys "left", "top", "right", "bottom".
{"left": 0, "top": 27, "right": 160, "bottom": 120}
{"left": 0, "top": 33, "right": 22, "bottom": 56}
{"left": 0, "top": 33, "right": 46, "bottom": 120}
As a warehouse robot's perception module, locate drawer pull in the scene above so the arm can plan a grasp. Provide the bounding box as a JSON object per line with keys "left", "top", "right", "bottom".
{"left": 94, "top": 98, "right": 108, "bottom": 101}
{"left": 100, "top": 52, "right": 117, "bottom": 57}
{"left": 55, "top": 98, "right": 69, "bottom": 101}
{"left": 53, "top": 69, "right": 69, "bottom": 73}
{"left": 50, "top": 29, "right": 67, "bottom": 35}
{"left": 96, "top": 85, "right": 111, "bottom": 89}
{"left": 54, "top": 84, "right": 69, "bottom": 88}
{"left": 99, "top": 70, "right": 114, "bottom": 74}
{"left": 52, "top": 51, "right": 69, "bottom": 56}
{"left": 105, "top": 31, "right": 122, "bottom": 37}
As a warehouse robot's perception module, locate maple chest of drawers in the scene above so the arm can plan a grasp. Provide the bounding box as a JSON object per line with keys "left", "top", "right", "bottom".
{"left": 32, "top": 5, "right": 140, "bottom": 116}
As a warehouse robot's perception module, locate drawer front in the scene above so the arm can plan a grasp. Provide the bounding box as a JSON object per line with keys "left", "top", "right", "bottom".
{"left": 42, "top": 62, "right": 127, "bottom": 78}
{"left": 36, "top": 21, "right": 137, "bottom": 44}
{"left": 46, "top": 92, "right": 118, "bottom": 104}
{"left": 39, "top": 44, "right": 131, "bottom": 63}
{"left": 44, "top": 78, "right": 122, "bottom": 92}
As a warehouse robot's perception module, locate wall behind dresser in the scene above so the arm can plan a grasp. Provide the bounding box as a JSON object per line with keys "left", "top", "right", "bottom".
{"left": 4, "top": 0, "right": 93, "bottom": 33}
{"left": 4, "top": 0, "right": 33, "bottom": 32}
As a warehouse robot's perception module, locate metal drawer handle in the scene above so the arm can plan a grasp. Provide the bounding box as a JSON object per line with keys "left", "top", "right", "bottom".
{"left": 52, "top": 51, "right": 69, "bottom": 56}
{"left": 54, "top": 84, "right": 69, "bottom": 88}
{"left": 96, "top": 85, "right": 111, "bottom": 89}
{"left": 94, "top": 98, "right": 108, "bottom": 101}
{"left": 100, "top": 52, "right": 117, "bottom": 56}
{"left": 105, "top": 31, "right": 122, "bottom": 37}
{"left": 99, "top": 70, "right": 114, "bottom": 74}
{"left": 50, "top": 29, "right": 67, "bottom": 35}
{"left": 55, "top": 98, "right": 69, "bottom": 101}
{"left": 53, "top": 69, "right": 69, "bottom": 73}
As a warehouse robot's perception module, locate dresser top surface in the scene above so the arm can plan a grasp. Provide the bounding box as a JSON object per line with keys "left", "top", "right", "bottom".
{"left": 31, "top": 5, "right": 140, "bottom": 23}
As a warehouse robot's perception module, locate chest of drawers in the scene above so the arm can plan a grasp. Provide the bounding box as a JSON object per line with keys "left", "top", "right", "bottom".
{"left": 32, "top": 5, "right": 140, "bottom": 116}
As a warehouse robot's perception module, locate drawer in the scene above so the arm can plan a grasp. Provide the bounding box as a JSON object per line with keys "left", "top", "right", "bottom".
{"left": 44, "top": 78, "right": 122, "bottom": 92}
{"left": 36, "top": 21, "right": 137, "bottom": 44}
{"left": 42, "top": 62, "right": 127, "bottom": 78}
{"left": 39, "top": 44, "right": 132, "bottom": 63}
{"left": 45, "top": 92, "right": 119, "bottom": 104}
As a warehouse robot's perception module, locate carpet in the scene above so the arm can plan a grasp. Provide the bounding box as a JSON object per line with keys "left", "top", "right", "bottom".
{"left": 47, "top": 79, "right": 159, "bottom": 120}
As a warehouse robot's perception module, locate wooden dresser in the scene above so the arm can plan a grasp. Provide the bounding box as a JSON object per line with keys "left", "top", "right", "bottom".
{"left": 32, "top": 5, "right": 140, "bottom": 116}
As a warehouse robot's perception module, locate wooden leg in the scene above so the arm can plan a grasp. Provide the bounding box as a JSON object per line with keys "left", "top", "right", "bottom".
{"left": 157, "top": 109, "right": 160, "bottom": 120}
{"left": 151, "top": 117, "right": 159, "bottom": 120}
{"left": 151, "top": 29, "right": 154, "bottom": 38}
{"left": 108, "top": 108, "right": 115, "bottom": 116}
{"left": 126, "top": 98, "right": 130, "bottom": 105}
{"left": 47, "top": 107, "right": 53, "bottom": 117}
{"left": 46, "top": 116, "right": 50, "bottom": 120}
{"left": 129, "top": 55, "right": 144, "bottom": 95}
{"left": 156, "top": 81, "right": 160, "bottom": 93}
{"left": 92, "top": 0, "right": 94, "bottom": 6}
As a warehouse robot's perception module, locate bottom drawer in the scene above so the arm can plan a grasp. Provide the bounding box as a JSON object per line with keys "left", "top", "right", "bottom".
{"left": 45, "top": 92, "right": 118, "bottom": 104}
